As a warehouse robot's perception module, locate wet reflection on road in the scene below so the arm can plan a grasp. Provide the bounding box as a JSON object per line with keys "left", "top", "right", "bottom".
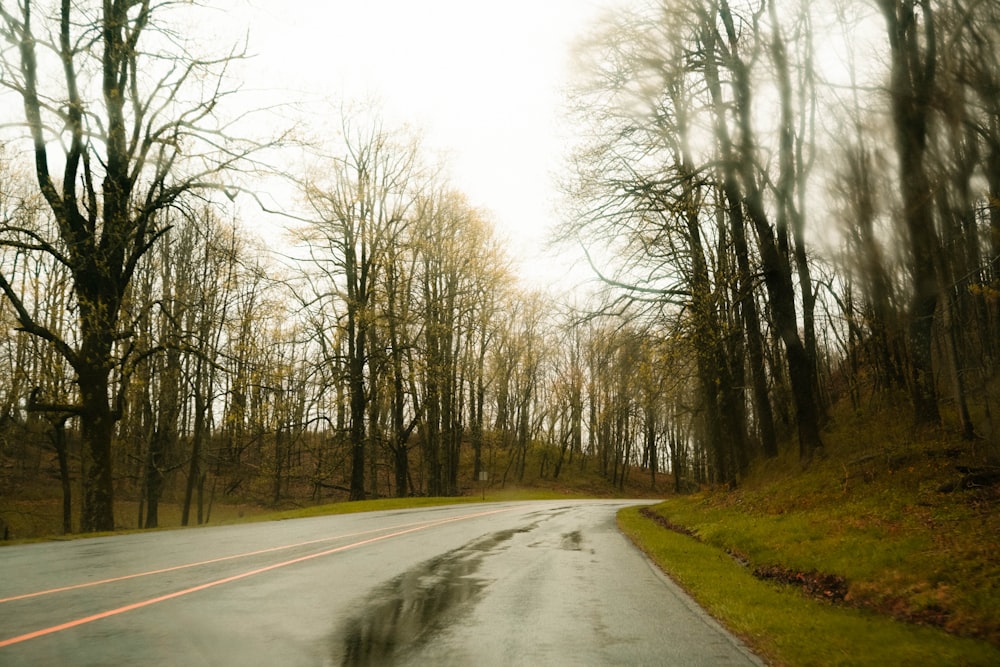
{"left": 335, "top": 525, "right": 535, "bottom": 665}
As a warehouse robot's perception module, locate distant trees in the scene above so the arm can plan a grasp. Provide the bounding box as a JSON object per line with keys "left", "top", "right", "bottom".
{"left": 8, "top": 0, "right": 1000, "bottom": 537}
{"left": 298, "top": 115, "right": 421, "bottom": 500}
{"left": 2, "top": 4, "right": 680, "bottom": 537}
{"left": 2, "top": 84, "right": 596, "bottom": 533}
{"left": 116, "top": 209, "right": 248, "bottom": 528}
{"left": 292, "top": 109, "right": 524, "bottom": 501}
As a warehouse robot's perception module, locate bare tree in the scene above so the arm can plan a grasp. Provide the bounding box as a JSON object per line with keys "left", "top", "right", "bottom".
{"left": 876, "top": 0, "right": 943, "bottom": 425}
{"left": 412, "top": 189, "right": 504, "bottom": 495}
{"left": 695, "top": 0, "right": 824, "bottom": 463}
{"left": 298, "top": 111, "right": 420, "bottom": 500}
{"left": 564, "top": 1, "right": 780, "bottom": 478}
{"left": 0, "top": 1, "right": 262, "bottom": 532}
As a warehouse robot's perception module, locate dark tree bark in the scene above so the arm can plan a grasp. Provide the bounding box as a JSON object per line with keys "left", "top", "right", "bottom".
{"left": 878, "top": 0, "right": 942, "bottom": 425}
{"left": 300, "top": 115, "right": 419, "bottom": 501}
{"left": 0, "top": 1, "right": 256, "bottom": 532}
{"left": 702, "top": 0, "right": 824, "bottom": 463}
{"left": 726, "top": 185, "right": 778, "bottom": 459}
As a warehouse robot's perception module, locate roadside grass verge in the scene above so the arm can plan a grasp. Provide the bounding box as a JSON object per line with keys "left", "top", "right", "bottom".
{"left": 187, "top": 485, "right": 636, "bottom": 523}
{"left": 616, "top": 397, "right": 1000, "bottom": 666}
{"left": 618, "top": 505, "right": 1000, "bottom": 666}
{"left": 247, "top": 495, "right": 485, "bottom": 522}
{"left": 0, "top": 484, "right": 625, "bottom": 544}
{"left": 2, "top": 441, "right": 658, "bottom": 542}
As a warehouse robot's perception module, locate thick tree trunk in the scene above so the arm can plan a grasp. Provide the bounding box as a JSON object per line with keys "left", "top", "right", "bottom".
{"left": 78, "top": 368, "right": 115, "bottom": 533}
{"left": 683, "top": 170, "right": 741, "bottom": 483}
{"left": 423, "top": 367, "right": 442, "bottom": 496}
{"left": 989, "top": 137, "right": 1000, "bottom": 285}
{"left": 349, "top": 331, "right": 367, "bottom": 501}
{"left": 145, "top": 354, "right": 178, "bottom": 529}
{"left": 645, "top": 409, "right": 657, "bottom": 489}
{"left": 394, "top": 440, "right": 409, "bottom": 497}
{"left": 748, "top": 203, "right": 825, "bottom": 463}
{"left": 181, "top": 391, "right": 204, "bottom": 526}
{"left": 143, "top": 432, "right": 164, "bottom": 529}
{"left": 768, "top": 0, "right": 823, "bottom": 425}
{"left": 391, "top": 366, "right": 411, "bottom": 498}
{"left": 472, "top": 368, "right": 485, "bottom": 481}
{"left": 388, "top": 282, "right": 411, "bottom": 498}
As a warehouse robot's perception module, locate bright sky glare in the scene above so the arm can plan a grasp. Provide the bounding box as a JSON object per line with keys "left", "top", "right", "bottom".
{"left": 223, "top": 0, "right": 626, "bottom": 290}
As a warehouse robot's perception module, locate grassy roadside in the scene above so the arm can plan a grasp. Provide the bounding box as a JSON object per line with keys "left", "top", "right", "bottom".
{"left": 239, "top": 488, "right": 583, "bottom": 524}
{"left": 1, "top": 447, "right": 659, "bottom": 542}
{"left": 0, "top": 483, "right": 634, "bottom": 545}
{"left": 616, "top": 400, "right": 1000, "bottom": 666}
{"left": 252, "top": 483, "right": 646, "bottom": 522}
{"left": 618, "top": 505, "right": 1000, "bottom": 666}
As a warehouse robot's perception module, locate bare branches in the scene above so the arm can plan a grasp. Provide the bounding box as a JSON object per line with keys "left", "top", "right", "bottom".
{"left": 0, "top": 269, "right": 78, "bottom": 367}
{"left": 0, "top": 0, "right": 279, "bottom": 532}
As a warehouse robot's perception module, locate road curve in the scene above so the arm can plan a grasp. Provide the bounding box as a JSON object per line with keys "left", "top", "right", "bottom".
{"left": 0, "top": 500, "right": 762, "bottom": 666}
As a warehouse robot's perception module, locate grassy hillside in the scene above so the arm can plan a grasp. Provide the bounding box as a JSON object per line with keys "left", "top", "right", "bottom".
{"left": 620, "top": 396, "right": 1000, "bottom": 665}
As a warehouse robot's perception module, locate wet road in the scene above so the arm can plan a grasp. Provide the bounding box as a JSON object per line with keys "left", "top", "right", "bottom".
{"left": 0, "top": 500, "right": 762, "bottom": 666}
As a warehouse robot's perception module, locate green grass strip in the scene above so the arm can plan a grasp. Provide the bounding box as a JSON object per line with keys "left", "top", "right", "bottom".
{"left": 252, "top": 496, "right": 484, "bottom": 522}
{"left": 249, "top": 488, "right": 599, "bottom": 523}
{"left": 617, "top": 506, "right": 1000, "bottom": 667}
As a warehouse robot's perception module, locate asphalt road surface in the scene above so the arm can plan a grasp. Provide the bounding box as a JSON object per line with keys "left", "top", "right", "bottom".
{"left": 0, "top": 500, "right": 762, "bottom": 666}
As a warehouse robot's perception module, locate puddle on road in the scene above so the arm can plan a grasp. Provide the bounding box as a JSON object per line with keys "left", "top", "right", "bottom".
{"left": 334, "top": 527, "right": 534, "bottom": 665}
{"left": 560, "top": 530, "right": 583, "bottom": 551}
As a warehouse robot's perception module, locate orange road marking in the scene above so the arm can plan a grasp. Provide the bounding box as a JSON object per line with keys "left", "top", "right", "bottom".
{"left": 0, "top": 517, "right": 432, "bottom": 604}
{"left": 0, "top": 506, "right": 514, "bottom": 648}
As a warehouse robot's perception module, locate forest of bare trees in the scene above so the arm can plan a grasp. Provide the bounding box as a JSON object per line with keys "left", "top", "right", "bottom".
{"left": 1, "top": 0, "right": 999, "bottom": 535}
{"left": 560, "top": 0, "right": 1000, "bottom": 484}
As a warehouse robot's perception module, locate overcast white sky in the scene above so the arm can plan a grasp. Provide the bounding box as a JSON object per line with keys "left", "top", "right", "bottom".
{"left": 217, "top": 0, "right": 626, "bottom": 289}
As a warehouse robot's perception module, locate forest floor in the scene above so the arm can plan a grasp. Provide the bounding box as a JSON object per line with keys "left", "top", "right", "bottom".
{"left": 0, "top": 442, "right": 659, "bottom": 542}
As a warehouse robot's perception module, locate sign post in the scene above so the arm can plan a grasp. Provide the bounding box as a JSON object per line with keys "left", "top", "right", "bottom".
{"left": 478, "top": 471, "right": 488, "bottom": 501}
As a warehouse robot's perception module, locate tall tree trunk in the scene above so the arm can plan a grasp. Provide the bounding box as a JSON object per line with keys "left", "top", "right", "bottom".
{"left": 645, "top": 408, "right": 657, "bottom": 489}
{"left": 145, "top": 349, "right": 179, "bottom": 529}
{"left": 704, "top": 0, "right": 824, "bottom": 463}
{"left": 726, "top": 187, "right": 778, "bottom": 458}
{"left": 52, "top": 418, "right": 72, "bottom": 534}
{"left": 78, "top": 368, "right": 115, "bottom": 532}
{"left": 76, "top": 292, "right": 119, "bottom": 533}
{"left": 182, "top": 387, "right": 205, "bottom": 526}
{"left": 348, "top": 320, "right": 367, "bottom": 501}
{"left": 391, "top": 354, "right": 411, "bottom": 498}
{"left": 769, "top": 0, "right": 822, "bottom": 421}
{"left": 472, "top": 343, "right": 486, "bottom": 480}
{"left": 989, "top": 132, "right": 1000, "bottom": 287}
{"left": 879, "top": 0, "right": 942, "bottom": 425}
{"left": 387, "top": 268, "right": 412, "bottom": 498}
